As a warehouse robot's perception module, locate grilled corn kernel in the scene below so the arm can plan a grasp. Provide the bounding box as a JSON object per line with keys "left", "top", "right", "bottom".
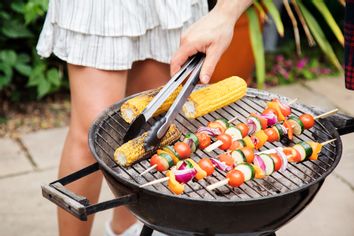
{"left": 114, "top": 124, "right": 181, "bottom": 167}
{"left": 182, "top": 76, "right": 247, "bottom": 119}
{"left": 121, "top": 86, "right": 182, "bottom": 123}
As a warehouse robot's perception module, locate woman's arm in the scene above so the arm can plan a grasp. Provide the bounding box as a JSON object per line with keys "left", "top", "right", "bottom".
{"left": 170, "top": 0, "right": 253, "bottom": 83}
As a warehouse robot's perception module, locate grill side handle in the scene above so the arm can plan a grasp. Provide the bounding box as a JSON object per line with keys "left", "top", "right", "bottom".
{"left": 41, "top": 163, "right": 137, "bottom": 221}
{"left": 311, "top": 107, "right": 354, "bottom": 135}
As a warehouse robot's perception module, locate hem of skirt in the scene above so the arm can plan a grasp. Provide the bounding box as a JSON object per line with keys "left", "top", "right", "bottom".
{"left": 39, "top": 49, "right": 171, "bottom": 71}
{"left": 51, "top": 22, "right": 186, "bottom": 37}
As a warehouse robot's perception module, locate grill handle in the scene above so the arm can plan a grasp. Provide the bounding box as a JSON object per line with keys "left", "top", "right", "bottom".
{"left": 41, "top": 163, "right": 137, "bottom": 221}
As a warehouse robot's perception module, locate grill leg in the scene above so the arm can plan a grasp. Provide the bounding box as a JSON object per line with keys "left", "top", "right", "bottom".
{"left": 140, "top": 225, "right": 153, "bottom": 236}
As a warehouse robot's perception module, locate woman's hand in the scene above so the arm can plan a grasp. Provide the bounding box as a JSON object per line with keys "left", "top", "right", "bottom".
{"left": 170, "top": 0, "right": 252, "bottom": 84}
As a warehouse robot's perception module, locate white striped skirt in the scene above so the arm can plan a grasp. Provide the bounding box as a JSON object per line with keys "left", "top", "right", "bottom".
{"left": 36, "top": 0, "right": 208, "bottom": 70}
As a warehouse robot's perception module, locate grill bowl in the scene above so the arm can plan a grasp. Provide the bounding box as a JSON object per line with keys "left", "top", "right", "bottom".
{"left": 88, "top": 88, "right": 342, "bottom": 235}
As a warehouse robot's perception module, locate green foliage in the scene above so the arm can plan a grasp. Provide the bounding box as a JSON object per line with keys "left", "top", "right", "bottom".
{"left": 250, "top": 0, "right": 344, "bottom": 88}
{"left": 0, "top": 0, "right": 66, "bottom": 101}
{"left": 247, "top": 7, "right": 265, "bottom": 89}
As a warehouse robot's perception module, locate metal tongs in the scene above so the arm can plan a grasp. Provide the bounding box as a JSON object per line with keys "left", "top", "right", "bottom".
{"left": 123, "top": 52, "right": 205, "bottom": 149}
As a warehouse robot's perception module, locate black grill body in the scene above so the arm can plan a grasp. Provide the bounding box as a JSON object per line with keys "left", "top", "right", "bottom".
{"left": 42, "top": 88, "right": 354, "bottom": 236}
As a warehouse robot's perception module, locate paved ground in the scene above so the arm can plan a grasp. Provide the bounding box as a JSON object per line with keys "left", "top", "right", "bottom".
{"left": 0, "top": 77, "right": 353, "bottom": 236}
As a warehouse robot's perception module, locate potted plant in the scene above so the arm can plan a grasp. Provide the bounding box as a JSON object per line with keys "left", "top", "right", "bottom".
{"left": 211, "top": 0, "right": 344, "bottom": 88}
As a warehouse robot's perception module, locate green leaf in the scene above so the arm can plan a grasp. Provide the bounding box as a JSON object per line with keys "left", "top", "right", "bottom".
{"left": 24, "top": 0, "right": 48, "bottom": 24}
{"left": 247, "top": 7, "right": 265, "bottom": 89}
{"left": 312, "top": 0, "right": 344, "bottom": 46}
{"left": 17, "top": 54, "right": 30, "bottom": 64}
{"left": 0, "top": 63, "right": 13, "bottom": 89}
{"left": 296, "top": 1, "right": 342, "bottom": 71}
{"left": 0, "top": 50, "right": 17, "bottom": 66}
{"left": 2, "top": 19, "right": 33, "bottom": 38}
{"left": 37, "top": 77, "right": 51, "bottom": 98}
{"left": 262, "top": 0, "right": 284, "bottom": 37}
{"left": 47, "top": 68, "right": 61, "bottom": 87}
{"left": 10, "top": 2, "right": 25, "bottom": 14}
{"left": 15, "top": 64, "right": 32, "bottom": 76}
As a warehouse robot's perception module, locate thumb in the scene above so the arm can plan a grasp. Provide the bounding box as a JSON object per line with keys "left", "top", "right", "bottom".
{"left": 199, "top": 45, "right": 223, "bottom": 84}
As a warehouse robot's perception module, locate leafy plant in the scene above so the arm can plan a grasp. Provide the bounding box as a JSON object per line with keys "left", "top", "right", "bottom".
{"left": 0, "top": 0, "right": 66, "bottom": 100}
{"left": 247, "top": 0, "right": 344, "bottom": 89}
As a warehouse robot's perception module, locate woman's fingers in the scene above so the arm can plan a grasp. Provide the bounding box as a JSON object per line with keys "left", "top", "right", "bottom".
{"left": 199, "top": 45, "right": 224, "bottom": 84}
{"left": 170, "top": 44, "right": 198, "bottom": 76}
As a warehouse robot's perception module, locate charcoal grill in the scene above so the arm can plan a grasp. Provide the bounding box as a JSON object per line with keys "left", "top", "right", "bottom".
{"left": 42, "top": 88, "right": 354, "bottom": 236}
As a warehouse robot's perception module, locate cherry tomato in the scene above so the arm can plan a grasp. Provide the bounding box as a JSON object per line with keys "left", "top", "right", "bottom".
{"left": 174, "top": 142, "right": 191, "bottom": 159}
{"left": 217, "top": 134, "right": 232, "bottom": 150}
{"left": 270, "top": 153, "right": 283, "bottom": 172}
{"left": 240, "top": 147, "right": 254, "bottom": 163}
{"left": 198, "top": 158, "right": 215, "bottom": 176}
{"left": 150, "top": 154, "right": 168, "bottom": 172}
{"left": 196, "top": 132, "right": 211, "bottom": 150}
{"left": 262, "top": 107, "right": 277, "bottom": 115}
{"left": 207, "top": 121, "right": 226, "bottom": 133}
{"left": 218, "top": 153, "right": 234, "bottom": 166}
{"left": 264, "top": 128, "right": 279, "bottom": 142}
{"left": 226, "top": 169, "right": 245, "bottom": 187}
{"left": 299, "top": 114, "right": 315, "bottom": 130}
{"left": 236, "top": 123, "right": 249, "bottom": 137}
{"left": 229, "top": 140, "right": 244, "bottom": 151}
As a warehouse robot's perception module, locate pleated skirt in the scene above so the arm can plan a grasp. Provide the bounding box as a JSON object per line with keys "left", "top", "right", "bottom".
{"left": 36, "top": 0, "right": 208, "bottom": 70}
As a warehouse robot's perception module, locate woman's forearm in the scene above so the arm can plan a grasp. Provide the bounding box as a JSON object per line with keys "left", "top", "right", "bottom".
{"left": 213, "top": 0, "right": 253, "bottom": 25}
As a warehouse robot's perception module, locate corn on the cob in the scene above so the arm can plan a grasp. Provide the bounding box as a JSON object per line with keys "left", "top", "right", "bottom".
{"left": 121, "top": 86, "right": 182, "bottom": 123}
{"left": 114, "top": 124, "right": 181, "bottom": 167}
{"left": 120, "top": 76, "right": 247, "bottom": 123}
{"left": 182, "top": 76, "right": 247, "bottom": 119}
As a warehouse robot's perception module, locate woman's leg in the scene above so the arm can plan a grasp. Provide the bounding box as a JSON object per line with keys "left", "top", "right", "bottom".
{"left": 109, "top": 59, "right": 170, "bottom": 233}
{"left": 126, "top": 59, "right": 170, "bottom": 96}
{"left": 58, "top": 64, "right": 131, "bottom": 236}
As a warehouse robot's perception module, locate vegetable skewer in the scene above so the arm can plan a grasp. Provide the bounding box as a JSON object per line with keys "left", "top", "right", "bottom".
{"left": 204, "top": 98, "right": 297, "bottom": 152}
{"left": 205, "top": 109, "right": 338, "bottom": 153}
{"left": 140, "top": 139, "right": 335, "bottom": 194}
{"left": 140, "top": 117, "right": 239, "bottom": 176}
{"left": 206, "top": 139, "right": 336, "bottom": 191}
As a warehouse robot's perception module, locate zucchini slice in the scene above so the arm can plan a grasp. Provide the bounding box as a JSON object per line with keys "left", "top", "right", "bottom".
{"left": 235, "top": 163, "right": 255, "bottom": 181}
{"left": 231, "top": 150, "right": 247, "bottom": 165}
{"left": 274, "top": 124, "right": 285, "bottom": 138}
{"left": 216, "top": 118, "right": 230, "bottom": 129}
{"left": 225, "top": 127, "right": 243, "bottom": 140}
{"left": 248, "top": 117, "right": 262, "bottom": 132}
{"left": 158, "top": 153, "right": 174, "bottom": 168}
{"left": 288, "top": 116, "right": 304, "bottom": 135}
{"left": 293, "top": 144, "right": 307, "bottom": 161}
{"left": 185, "top": 133, "right": 199, "bottom": 147}
{"left": 259, "top": 154, "right": 275, "bottom": 175}
{"left": 299, "top": 142, "right": 313, "bottom": 160}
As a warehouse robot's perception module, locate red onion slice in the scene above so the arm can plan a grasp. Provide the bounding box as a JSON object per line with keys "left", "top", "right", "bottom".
{"left": 247, "top": 119, "right": 257, "bottom": 135}
{"left": 276, "top": 148, "right": 288, "bottom": 172}
{"left": 253, "top": 154, "right": 266, "bottom": 172}
{"left": 197, "top": 127, "right": 221, "bottom": 136}
{"left": 173, "top": 168, "right": 197, "bottom": 183}
{"left": 261, "top": 113, "right": 278, "bottom": 127}
{"left": 211, "top": 158, "right": 232, "bottom": 171}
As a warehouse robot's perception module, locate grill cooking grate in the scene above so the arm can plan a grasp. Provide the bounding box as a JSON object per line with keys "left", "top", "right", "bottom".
{"left": 93, "top": 92, "right": 337, "bottom": 201}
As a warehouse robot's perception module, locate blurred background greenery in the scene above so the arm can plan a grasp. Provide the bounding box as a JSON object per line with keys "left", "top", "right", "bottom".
{"left": 0, "top": 0, "right": 67, "bottom": 102}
